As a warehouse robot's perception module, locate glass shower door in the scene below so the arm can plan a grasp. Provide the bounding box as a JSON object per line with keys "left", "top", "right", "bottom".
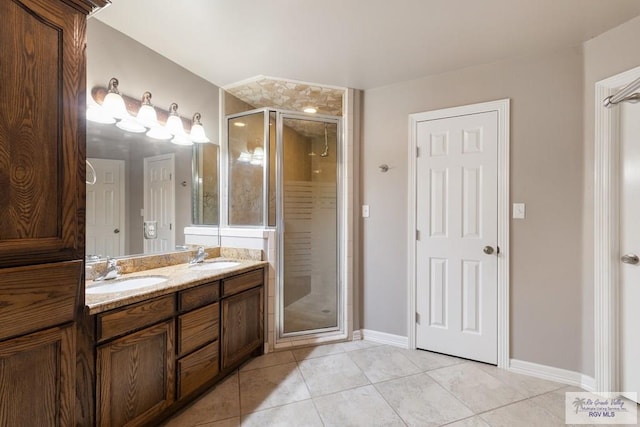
{"left": 279, "top": 114, "right": 340, "bottom": 335}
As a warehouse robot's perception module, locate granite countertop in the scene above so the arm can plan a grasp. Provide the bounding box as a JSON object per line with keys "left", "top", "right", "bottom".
{"left": 85, "top": 257, "right": 268, "bottom": 315}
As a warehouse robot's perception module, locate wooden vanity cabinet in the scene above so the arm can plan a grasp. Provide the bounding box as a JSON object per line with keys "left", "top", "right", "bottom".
{"left": 221, "top": 270, "right": 265, "bottom": 371}
{"left": 95, "top": 296, "right": 176, "bottom": 427}
{"left": 89, "top": 267, "right": 264, "bottom": 425}
{"left": 176, "top": 281, "right": 221, "bottom": 398}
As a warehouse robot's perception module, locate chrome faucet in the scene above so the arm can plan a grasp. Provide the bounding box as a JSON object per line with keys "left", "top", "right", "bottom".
{"left": 94, "top": 257, "right": 120, "bottom": 281}
{"left": 189, "top": 247, "right": 208, "bottom": 264}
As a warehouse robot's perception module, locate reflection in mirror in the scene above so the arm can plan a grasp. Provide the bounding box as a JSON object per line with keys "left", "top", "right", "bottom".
{"left": 228, "top": 111, "right": 267, "bottom": 226}
{"left": 192, "top": 143, "right": 220, "bottom": 225}
{"left": 86, "top": 121, "right": 219, "bottom": 259}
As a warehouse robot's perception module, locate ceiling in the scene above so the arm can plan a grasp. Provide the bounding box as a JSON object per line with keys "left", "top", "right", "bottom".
{"left": 94, "top": 0, "right": 640, "bottom": 90}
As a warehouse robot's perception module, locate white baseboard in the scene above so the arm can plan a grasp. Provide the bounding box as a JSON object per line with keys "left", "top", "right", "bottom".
{"left": 359, "top": 329, "right": 408, "bottom": 348}
{"left": 509, "top": 359, "right": 596, "bottom": 392}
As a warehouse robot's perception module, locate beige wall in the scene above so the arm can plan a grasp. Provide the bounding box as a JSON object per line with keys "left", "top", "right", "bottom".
{"left": 581, "top": 15, "right": 640, "bottom": 376}
{"left": 362, "top": 46, "right": 586, "bottom": 372}
{"left": 87, "top": 19, "right": 220, "bottom": 253}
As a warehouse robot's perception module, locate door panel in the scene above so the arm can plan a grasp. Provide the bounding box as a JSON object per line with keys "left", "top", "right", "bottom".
{"left": 416, "top": 111, "right": 498, "bottom": 364}
{"left": 620, "top": 101, "right": 640, "bottom": 402}
{"left": 279, "top": 116, "right": 340, "bottom": 335}
{"left": 144, "top": 154, "right": 175, "bottom": 254}
{"left": 86, "top": 158, "right": 125, "bottom": 257}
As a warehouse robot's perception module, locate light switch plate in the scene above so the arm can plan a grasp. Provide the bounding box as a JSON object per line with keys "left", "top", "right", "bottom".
{"left": 362, "top": 205, "right": 370, "bottom": 218}
{"left": 513, "top": 203, "right": 526, "bottom": 219}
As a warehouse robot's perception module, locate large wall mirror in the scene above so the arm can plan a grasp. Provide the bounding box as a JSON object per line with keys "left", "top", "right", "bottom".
{"left": 86, "top": 19, "right": 221, "bottom": 260}
{"left": 86, "top": 121, "right": 219, "bottom": 259}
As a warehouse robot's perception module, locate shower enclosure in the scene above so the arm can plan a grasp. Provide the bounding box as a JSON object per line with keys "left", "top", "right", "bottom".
{"left": 227, "top": 108, "right": 342, "bottom": 338}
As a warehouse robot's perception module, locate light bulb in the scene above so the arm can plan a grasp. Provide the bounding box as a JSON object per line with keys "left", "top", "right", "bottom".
{"left": 136, "top": 92, "right": 158, "bottom": 128}
{"left": 102, "top": 78, "right": 128, "bottom": 120}
{"left": 190, "top": 113, "right": 210, "bottom": 143}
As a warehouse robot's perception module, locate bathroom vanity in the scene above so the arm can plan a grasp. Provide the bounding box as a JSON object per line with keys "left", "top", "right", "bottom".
{"left": 79, "top": 254, "right": 266, "bottom": 426}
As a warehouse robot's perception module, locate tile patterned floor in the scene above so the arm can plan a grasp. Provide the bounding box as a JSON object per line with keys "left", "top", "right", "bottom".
{"left": 162, "top": 341, "right": 629, "bottom": 426}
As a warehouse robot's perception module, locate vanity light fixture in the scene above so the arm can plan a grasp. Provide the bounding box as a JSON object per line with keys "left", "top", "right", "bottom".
{"left": 116, "top": 116, "right": 146, "bottom": 133}
{"left": 86, "top": 104, "right": 116, "bottom": 124}
{"left": 136, "top": 91, "right": 159, "bottom": 128}
{"left": 101, "top": 78, "right": 129, "bottom": 120}
{"left": 303, "top": 107, "right": 317, "bottom": 114}
{"left": 165, "top": 102, "right": 185, "bottom": 135}
{"left": 233, "top": 122, "right": 246, "bottom": 127}
{"left": 238, "top": 151, "right": 252, "bottom": 163}
{"left": 146, "top": 126, "right": 172, "bottom": 140}
{"left": 250, "top": 146, "right": 265, "bottom": 166}
{"left": 190, "top": 113, "right": 210, "bottom": 143}
{"left": 88, "top": 79, "right": 211, "bottom": 145}
{"left": 165, "top": 103, "right": 193, "bottom": 145}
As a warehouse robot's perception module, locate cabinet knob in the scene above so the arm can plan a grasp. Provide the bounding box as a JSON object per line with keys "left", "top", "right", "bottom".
{"left": 113, "top": 228, "right": 120, "bottom": 234}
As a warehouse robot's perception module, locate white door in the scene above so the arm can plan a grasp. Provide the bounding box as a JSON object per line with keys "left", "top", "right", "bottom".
{"left": 619, "top": 101, "right": 640, "bottom": 402}
{"left": 86, "top": 158, "right": 125, "bottom": 258}
{"left": 415, "top": 111, "right": 498, "bottom": 364}
{"left": 143, "top": 154, "right": 175, "bottom": 254}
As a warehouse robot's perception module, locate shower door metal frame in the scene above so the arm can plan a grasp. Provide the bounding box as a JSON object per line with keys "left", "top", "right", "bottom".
{"left": 276, "top": 111, "right": 344, "bottom": 340}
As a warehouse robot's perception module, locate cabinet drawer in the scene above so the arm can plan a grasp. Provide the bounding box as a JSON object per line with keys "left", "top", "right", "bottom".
{"left": 177, "top": 341, "right": 219, "bottom": 398}
{"left": 178, "top": 303, "right": 219, "bottom": 357}
{"left": 222, "top": 269, "right": 263, "bottom": 297}
{"left": 0, "top": 261, "right": 81, "bottom": 341}
{"left": 97, "top": 295, "right": 175, "bottom": 342}
{"left": 179, "top": 281, "right": 220, "bottom": 312}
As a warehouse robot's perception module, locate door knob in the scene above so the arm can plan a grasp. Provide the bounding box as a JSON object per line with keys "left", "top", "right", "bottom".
{"left": 483, "top": 246, "right": 494, "bottom": 255}
{"left": 113, "top": 228, "right": 120, "bottom": 234}
{"left": 621, "top": 253, "right": 639, "bottom": 265}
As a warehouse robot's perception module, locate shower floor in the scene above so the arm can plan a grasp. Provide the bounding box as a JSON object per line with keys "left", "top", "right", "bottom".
{"left": 284, "top": 291, "right": 337, "bottom": 333}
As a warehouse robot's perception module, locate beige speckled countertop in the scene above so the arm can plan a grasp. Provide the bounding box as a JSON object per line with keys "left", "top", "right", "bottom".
{"left": 85, "top": 258, "right": 267, "bottom": 315}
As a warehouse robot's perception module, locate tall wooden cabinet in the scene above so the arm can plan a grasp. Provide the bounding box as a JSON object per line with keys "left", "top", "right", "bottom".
{"left": 0, "top": 0, "right": 107, "bottom": 426}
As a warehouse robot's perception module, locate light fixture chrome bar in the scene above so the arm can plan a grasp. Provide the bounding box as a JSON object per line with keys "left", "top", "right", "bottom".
{"left": 603, "top": 76, "right": 640, "bottom": 107}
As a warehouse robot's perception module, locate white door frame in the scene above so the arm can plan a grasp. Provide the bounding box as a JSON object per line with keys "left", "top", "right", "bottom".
{"left": 408, "top": 99, "right": 510, "bottom": 368}
{"left": 593, "top": 65, "right": 640, "bottom": 393}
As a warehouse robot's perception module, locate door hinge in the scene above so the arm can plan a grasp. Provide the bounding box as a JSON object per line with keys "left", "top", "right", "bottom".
{"left": 416, "top": 230, "right": 420, "bottom": 241}
{"left": 169, "top": 223, "right": 172, "bottom": 230}
{"left": 169, "top": 173, "right": 172, "bottom": 180}
{"left": 416, "top": 312, "right": 420, "bottom": 324}
{"left": 416, "top": 146, "right": 420, "bottom": 157}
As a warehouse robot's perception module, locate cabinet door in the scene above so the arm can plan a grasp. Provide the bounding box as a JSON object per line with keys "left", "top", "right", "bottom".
{"left": 0, "top": 325, "right": 75, "bottom": 427}
{"left": 221, "top": 286, "right": 264, "bottom": 371}
{"left": 96, "top": 320, "right": 175, "bottom": 427}
{"left": 0, "top": 0, "right": 87, "bottom": 268}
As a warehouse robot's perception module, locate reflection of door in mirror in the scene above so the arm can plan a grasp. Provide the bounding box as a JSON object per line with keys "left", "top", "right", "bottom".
{"left": 86, "top": 158, "right": 126, "bottom": 258}
{"left": 143, "top": 154, "right": 175, "bottom": 254}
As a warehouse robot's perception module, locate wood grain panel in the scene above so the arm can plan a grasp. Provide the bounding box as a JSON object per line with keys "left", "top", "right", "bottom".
{"left": 0, "top": 260, "right": 81, "bottom": 341}
{"left": 96, "top": 320, "right": 175, "bottom": 427}
{"left": 179, "top": 281, "right": 220, "bottom": 312}
{"left": 221, "top": 286, "right": 264, "bottom": 371}
{"left": 222, "top": 269, "right": 264, "bottom": 297}
{"left": 97, "top": 295, "right": 175, "bottom": 342}
{"left": 0, "top": 0, "right": 86, "bottom": 268}
{"left": 0, "top": 324, "right": 75, "bottom": 427}
{"left": 177, "top": 341, "right": 219, "bottom": 399}
{"left": 178, "top": 303, "right": 219, "bottom": 357}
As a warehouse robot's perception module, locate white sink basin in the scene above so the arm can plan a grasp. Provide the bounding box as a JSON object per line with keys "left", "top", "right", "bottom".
{"left": 190, "top": 261, "right": 241, "bottom": 271}
{"left": 86, "top": 276, "right": 168, "bottom": 294}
